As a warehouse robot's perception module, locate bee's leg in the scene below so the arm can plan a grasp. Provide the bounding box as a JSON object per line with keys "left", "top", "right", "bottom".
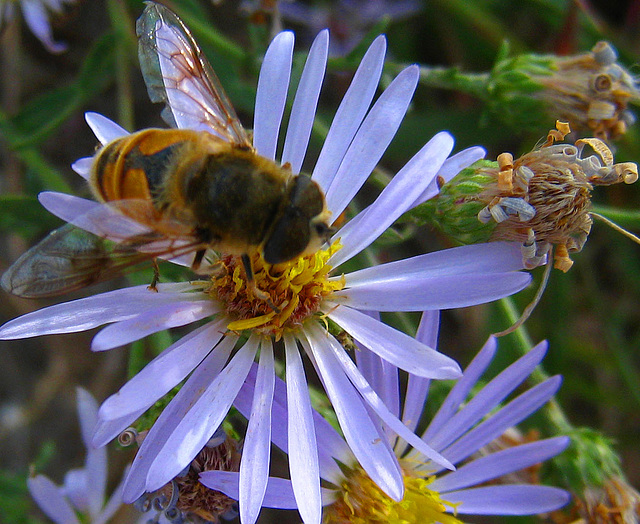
{"left": 241, "top": 254, "right": 280, "bottom": 313}
{"left": 192, "top": 249, "right": 206, "bottom": 271}
{"left": 148, "top": 259, "right": 160, "bottom": 292}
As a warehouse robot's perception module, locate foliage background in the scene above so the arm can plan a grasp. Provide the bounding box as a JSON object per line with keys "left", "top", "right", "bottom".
{"left": 0, "top": 0, "right": 639, "bottom": 522}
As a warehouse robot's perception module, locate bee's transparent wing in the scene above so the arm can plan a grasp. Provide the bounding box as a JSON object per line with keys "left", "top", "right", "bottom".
{"left": 2, "top": 200, "right": 206, "bottom": 298}
{"left": 137, "top": 3, "right": 251, "bottom": 147}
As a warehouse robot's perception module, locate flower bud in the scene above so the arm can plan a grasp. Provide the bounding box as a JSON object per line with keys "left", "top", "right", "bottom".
{"left": 487, "top": 42, "right": 638, "bottom": 140}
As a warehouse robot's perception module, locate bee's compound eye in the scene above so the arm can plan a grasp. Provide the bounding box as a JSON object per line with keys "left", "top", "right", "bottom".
{"left": 263, "top": 213, "right": 311, "bottom": 265}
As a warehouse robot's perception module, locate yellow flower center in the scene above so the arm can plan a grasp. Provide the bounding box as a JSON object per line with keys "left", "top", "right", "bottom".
{"left": 205, "top": 241, "right": 345, "bottom": 338}
{"left": 323, "top": 464, "right": 462, "bottom": 524}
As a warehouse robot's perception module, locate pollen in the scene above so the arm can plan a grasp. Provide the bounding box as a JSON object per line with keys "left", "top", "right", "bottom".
{"left": 324, "top": 464, "right": 462, "bottom": 524}
{"left": 206, "top": 241, "right": 345, "bottom": 337}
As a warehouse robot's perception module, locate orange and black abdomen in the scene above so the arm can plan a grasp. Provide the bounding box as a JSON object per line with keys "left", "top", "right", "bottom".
{"left": 90, "top": 129, "right": 193, "bottom": 204}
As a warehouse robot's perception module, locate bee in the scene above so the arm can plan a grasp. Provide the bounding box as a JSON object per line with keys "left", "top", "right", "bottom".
{"left": 2, "top": 3, "right": 333, "bottom": 300}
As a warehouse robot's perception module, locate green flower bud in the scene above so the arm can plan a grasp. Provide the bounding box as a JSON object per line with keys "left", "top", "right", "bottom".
{"left": 487, "top": 41, "right": 639, "bottom": 140}
{"left": 550, "top": 428, "right": 640, "bottom": 524}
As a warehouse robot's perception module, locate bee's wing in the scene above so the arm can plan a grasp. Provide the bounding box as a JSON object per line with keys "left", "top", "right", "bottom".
{"left": 136, "top": 3, "right": 251, "bottom": 147}
{"left": 2, "top": 201, "right": 206, "bottom": 298}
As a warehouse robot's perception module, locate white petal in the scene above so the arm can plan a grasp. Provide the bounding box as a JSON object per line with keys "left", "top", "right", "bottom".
{"left": 200, "top": 471, "right": 305, "bottom": 510}
{"left": 239, "top": 341, "right": 275, "bottom": 524}
{"left": 121, "top": 334, "right": 238, "bottom": 502}
{"left": 281, "top": 30, "right": 328, "bottom": 174}
{"left": 312, "top": 36, "right": 386, "bottom": 191}
{"left": 341, "top": 242, "right": 526, "bottom": 288}
{"left": 144, "top": 337, "right": 258, "bottom": 492}
{"left": 308, "top": 322, "right": 453, "bottom": 470}
{"left": 441, "top": 376, "right": 562, "bottom": 466}
{"left": 301, "top": 329, "right": 404, "bottom": 501}
{"left": 337, "top": 269, "right": 530, "bottom": 311}
{"left": 92, "top": 407, "right": 147, "bottom": 448}
{"left": 325, "top": 65, "right": 419, "bottom": 218}
{"left": 71, "top": 157, "right": 93, "bottom": 180}
{"left": 28, "top": 476, "right": 80, "bottom": 524}
{"left": 426, "top": 341, "right": 547, "bottom": 452}
{"left": 284, "top": 333, "right": 322, "bottom": 524}
{"left": 91, "top": 300, "right": 218, "bottom": 351}
{"left": 422, "top": 337, "right": 497, "bottom": 442}
{"left": 444, "top": 485, "right": 570, "bottom": 515}
{"left": 234, "top": 362, "right": 349, "bottom": 485}
{"left": 21, "top": 0, "right": 66, "bottom": 53}
{"left": 330, "top": 132, "right": 454, "bottom": 267}
{"left": 412, "top": 145, "right": 486, "bottom": 207}
{"left": 85, "top": 112, "right": 129, "bottom": 145}
{"left": 37, "top": 192, "right": 151, "bottom": 239}
{"left": 433, "top": 437, "right": 570, "bottom": 492}
{"left": 253, "top": 32, "right": 294, "bottom": 159}
{"left": 75, "top": 388, "right": 98, "bottom": 446}
{"left": 396, "top": 310, "right": 439, "bottom": 454}
{"left": 326, "top": 305, "right": 461, "bottom": 379}
{"left": 98, "top": 319, "right": 226, "bottom": 419}
{"left": 0, "top": 284, "right": 193, "bottom": 339}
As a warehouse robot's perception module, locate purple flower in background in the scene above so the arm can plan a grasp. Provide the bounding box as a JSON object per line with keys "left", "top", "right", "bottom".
{"left": 202, "top": 311, "right": 570, "bottom": 522}
{"left": 28, "top": 388, "right": 130, "bottom": 524}
{"left": 0, "top": 24, "right": 532, "bottom": 524}
{"left": 276, "top": 0, "right": 423, "bottom": 55}
{"left": 0, "top": 0, "right": 74, "bottom": 53}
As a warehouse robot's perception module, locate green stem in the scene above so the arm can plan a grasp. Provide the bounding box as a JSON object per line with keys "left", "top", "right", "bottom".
{"left": 384, "top": 62, "right": 490, "bottom": 100}
{"left": 497, "top": 296, "right": 573, "bottom": 434}
{"left": 0, "top": 109, "right": 71, "bottom": 193}
{"left": 108, "top": 0, "right": 136, "bottom": 131}
{"left": 591, "top": 204, "right": 640, "bottom": 229}
{"left": 175, "top": 11, "right": 247, "bottom": 64}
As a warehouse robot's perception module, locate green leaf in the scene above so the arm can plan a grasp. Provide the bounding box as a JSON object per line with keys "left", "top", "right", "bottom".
{"left": 9, "top": 32, "right": 117, "bottom": 148}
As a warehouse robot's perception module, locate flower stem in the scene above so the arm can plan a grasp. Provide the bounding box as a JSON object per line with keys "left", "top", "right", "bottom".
{"left": 497, "top": 296, "right": 572, "bottom": 434}
{"left": 107, "top": 0, "right": 136, "bottom": 132}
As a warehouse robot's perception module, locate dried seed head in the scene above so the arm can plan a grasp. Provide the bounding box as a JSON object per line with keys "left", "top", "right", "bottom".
{"left": 487, "top": 41, "right": 639, "bottom": 140}
{"left": 411, "top": 122, "right": 638, "bottom": 274}
{"left": 536, "top": 42, "right": 639, "bottom": 141}
{"left": 134, "top": 430, "right": 240, "bottom": 523}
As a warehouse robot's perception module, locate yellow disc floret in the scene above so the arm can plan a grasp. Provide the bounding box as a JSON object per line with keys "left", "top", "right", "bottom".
{"left": 324, "top": 464, "right": 462, "bottom": 524}
{"left": 206, "top": 241, "right": 345, "bottom": 338}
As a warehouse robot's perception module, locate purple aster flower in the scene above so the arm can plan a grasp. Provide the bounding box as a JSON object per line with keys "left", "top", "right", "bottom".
{"left": 27, "top": 388, "right": 132, "bottom": 524}
{"left": 0, "top": 13, "right": 532, "bottom": 524}
{"left": 0, "top": 0, "right": 74, "bottom": 53}
{"left": 276, "top": 0, "right": 423, "bottom": 55}
{"left": 201, "top": 311, "right": 571, "bottom": 522}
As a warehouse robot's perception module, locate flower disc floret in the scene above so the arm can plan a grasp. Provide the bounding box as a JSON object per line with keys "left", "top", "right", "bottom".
{"left": 206, "top": 241, "right": 345, "bottom": 336}
{"left": 324, "top": 464, "right": 462, "bottom": 524}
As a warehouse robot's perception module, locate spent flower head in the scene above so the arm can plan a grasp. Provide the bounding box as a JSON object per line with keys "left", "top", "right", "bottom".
{"left": 486, "top": 41, "right": 639, "bottom": 141}
{"left": 0, "top": 0, "right": 74, "bottom": 53}
{"left": 409, "top": 121, "right": 638, "bottom": 272}
{"left": 129, "top": 427, "right": 240, "bottom": 523}
{"left": 0, "top": 6, "right": 532, "bottom": 524}
{"left": 201, "top": 311, "right": 570, "bottom": 523}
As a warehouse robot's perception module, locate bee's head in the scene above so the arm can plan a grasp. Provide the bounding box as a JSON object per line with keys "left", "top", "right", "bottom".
{"left": 263, "top": 175, "right": 334, "bottom": 265}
